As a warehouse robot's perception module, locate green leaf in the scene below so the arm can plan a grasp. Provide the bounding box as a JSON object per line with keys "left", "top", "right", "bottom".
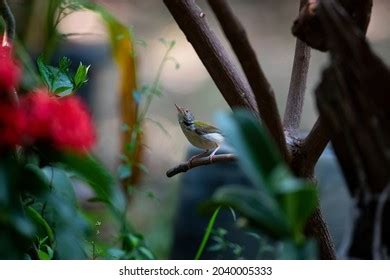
{"left": 268, "top": 166, "right": 318, "bottom": 239}
{"left": 38, "top": 250, "right": 50, "bottom": 260}
{"left": 195, "top": 207, "right": 220, "bottom": 260}
{"left": 36, "top": 56, "right": 89, "bottom": 96}
{"left": 212, "top": 186, "right": 290, "bottom": 238}
{"left": 279, "top": 239, "right": 318, "bottom": 260}
{"left": 117, "top": 164, "right": 132, "bottom": 180}
{"left": 42, "top": 192, "right": 89, "bottom": 259}
{"left": 26, "top": 207, "right": 54, "bottom": 243}
{"left": 42, "top": 167, "right": 77, "bottom": 206}
{"left": 51, "top": 153, "right": 126, "bottom": 216}
{"left": 136, "top": 247, "right": 154, "bottom": 260}
{"left": 59, "top": 57, "right": 71, "bottom": 71}
{"left": 22, "top": 164, "right": 51, "bottom": 193}
{"left": 37, "top": 56, "right": 54, "bottom": 89}
{"left": 216, "top": 110, "right": 285, "bottom": 191}
{"left": 73, "top": 63, "right": 90, "bottom": 90}
{"left": 37, "top": 243, "right": 54, "bottom": 260}
{"left": 106, "top": 248, "right": 125, "bottom": 259}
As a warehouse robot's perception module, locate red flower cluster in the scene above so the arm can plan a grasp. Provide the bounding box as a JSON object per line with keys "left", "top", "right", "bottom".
{"left": 0, "top": 103, "right": 25, "bottom": 148}
{"left": 0, "top": 39, "right": 20, "bottom": 94}
{"left": 21, "top": 90, "right": 96, "bottom": 152}
{"left": 0, "top": 90, "right": 96, "bottom": 153}
{"left": 0, "top": 40, "right": 95, "bottom": 154}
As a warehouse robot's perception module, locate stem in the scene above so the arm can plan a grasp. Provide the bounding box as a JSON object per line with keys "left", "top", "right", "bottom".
{"left": 0, "top": 0, "right": 15, "bottom": 41}
{"left": 127, "top": 41, "right": 176, "bottom": 167}
{"left": 138, "top": 42, "right": 175, "bottom": 121}
{"left": 208, "top": 0, "right": 288, "bottom": 160}
{"left": 195, "top": 207, "right": 221, "bottom": 260}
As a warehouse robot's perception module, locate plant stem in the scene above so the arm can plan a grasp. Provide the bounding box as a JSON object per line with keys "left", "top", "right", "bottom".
{"left": 0, "top": 0, "right": 15, "bottom": 41}
{"left": 283, "top": 0, "right": 311, "bottom": 130}
{"left": 195, "top": 207, "right": 221, "bottom": 260}
{"left": 138, "top": 42, "right": 175, "bottom": 121}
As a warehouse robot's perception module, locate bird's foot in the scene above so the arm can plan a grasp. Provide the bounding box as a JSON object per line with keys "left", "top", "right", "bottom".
{"left": 187, "top": 159, "right": 194, "bottom": 169}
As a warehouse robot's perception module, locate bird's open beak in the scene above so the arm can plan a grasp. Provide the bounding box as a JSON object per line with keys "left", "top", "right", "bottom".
{"left": 175, "top": 104, "right": 183, "bottom": 113}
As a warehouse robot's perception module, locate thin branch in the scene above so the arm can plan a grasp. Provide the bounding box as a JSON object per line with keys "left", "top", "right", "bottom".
{"left": 163, "top": 0, "right": 259, "bottom": 118}
{"left": 284, "top": 0, "right": 310, "bottom": 130}
{"left": 299, "top": 117, "right": 330, "bottom": 171}
{"left": 166, "top": 154, "right": 237, "bottom": 178}
{"left": 208, "top": 0, "right": 288, "bottom": 160}
{"left": 372, "top": 184, "right": 390, "bottom": 260}
{"left": 0, "top": 0, "right": 15, "bottom": 41}
{"left": 284, "top": 38, "right": 311, "bottom": 130}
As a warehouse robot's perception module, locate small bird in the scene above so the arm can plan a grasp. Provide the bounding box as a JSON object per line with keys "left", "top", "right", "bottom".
{"left": 175, "top": 104, "right": 224, "bottom": 165}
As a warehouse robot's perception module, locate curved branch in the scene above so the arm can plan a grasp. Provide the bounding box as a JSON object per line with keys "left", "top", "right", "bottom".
{"left": 207, "top": 0, "right": 288, "bottom": 160}
{"left": 300, "top": 117, "right": 330, "bottom": 170}
{"left": 166, "top": 154, "right": 237, "bottom": 178}
{"left": 163, "top": 0, "right": 259, "bottom": 118}
{"left": 0, "top": 0, "right": 15, "bottom": 41}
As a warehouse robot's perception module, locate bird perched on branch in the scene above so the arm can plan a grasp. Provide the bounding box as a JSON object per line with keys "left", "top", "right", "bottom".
{"left": 175, "top": 104, "right": 224, "bottom": 165}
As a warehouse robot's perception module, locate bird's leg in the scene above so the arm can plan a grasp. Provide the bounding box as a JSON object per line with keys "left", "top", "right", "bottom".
{"left": 208, "top": 145, "right": 220, "bottom": 163}
{"left": 187, "top": 150, "right": 210, "bottom": 168}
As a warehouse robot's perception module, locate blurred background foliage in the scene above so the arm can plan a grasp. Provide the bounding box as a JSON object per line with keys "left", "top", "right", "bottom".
{"left": 2, "top": 0, "right": 390, "bottom": 259}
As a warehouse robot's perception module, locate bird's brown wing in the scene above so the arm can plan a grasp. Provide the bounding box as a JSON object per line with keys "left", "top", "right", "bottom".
{"left": 194, "top": 121, "right": 222, "bottom": 135}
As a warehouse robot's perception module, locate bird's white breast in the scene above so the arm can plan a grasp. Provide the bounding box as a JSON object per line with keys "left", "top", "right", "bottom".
{"left": 203, "top": 133, "right": 224, "bottom": 144}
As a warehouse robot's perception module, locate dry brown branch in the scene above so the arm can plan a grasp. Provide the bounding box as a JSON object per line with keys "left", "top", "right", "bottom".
{"left": 284, "top": 38, "right": 311, "bottom": 130}
{"left": 295, "top": 117, "right": 330, "bottom": 176}
{"left": 284, "top": 0, "right": 311, "bottom": 131}
{"left": 166, "top": 154, "right": 237, "bottom": 178}
{"left": 163, "top": 0, "right": 259, "bottom": 118}
{"left": 207, "top": 0, "right": 288, "bottom": 160}
{"left": 373, "top": 184, "right": 390, "bottom": 260}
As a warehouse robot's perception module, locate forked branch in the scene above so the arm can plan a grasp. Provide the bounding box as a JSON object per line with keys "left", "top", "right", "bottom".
{"left": 208, "top": 0, "right": 288, "bottom": 160}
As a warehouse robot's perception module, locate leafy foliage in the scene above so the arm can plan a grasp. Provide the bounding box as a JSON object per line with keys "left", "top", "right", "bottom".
{"left": 37, "top": 56, "right": 90, "bottom": 96}
{"left": 208, "top": 110, "right": 319, "bottom": 259}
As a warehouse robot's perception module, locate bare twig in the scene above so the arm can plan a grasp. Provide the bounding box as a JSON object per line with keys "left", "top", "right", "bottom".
{"left": 163, "top": 0, "right": 259, "bottom": 118}
{"left": 284, "top": 38, "right": 311, "bottom": 130}
{"left": 208, "top": 0, "right": 288, "bottom": 160}
{"left": 0, "top": 0, "right": 15, "bottom": 41}
{"left": 372, "top": 184, "right": 390, "bottom": 260}
{"left": 166, "top": 154, "right": 237, "bottom": 178}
